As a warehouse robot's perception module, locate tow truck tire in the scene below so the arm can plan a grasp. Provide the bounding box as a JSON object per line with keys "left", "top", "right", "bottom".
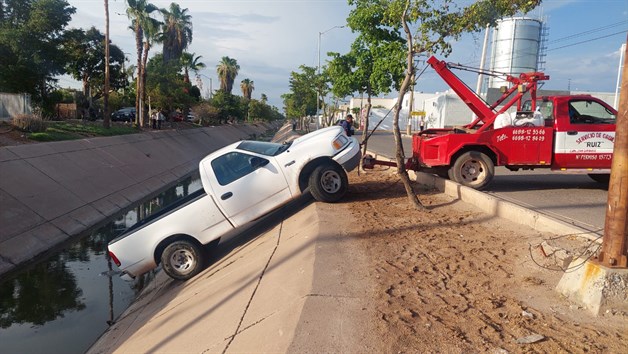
{"left": 161, "top": 240, "right": 204, "bottom": 281}
{"left": 308, "top": 161, "right": 348, "bottom": 203}
{"left": 448, "top": 151, "right": 494, "bottom": 190}
{"left": 588, "top": 174, "right": 610, "bottom": 185}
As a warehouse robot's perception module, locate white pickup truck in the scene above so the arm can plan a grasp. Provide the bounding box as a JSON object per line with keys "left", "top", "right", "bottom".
{"left": 108, "top": 126, "right": 361, "bottom": 280}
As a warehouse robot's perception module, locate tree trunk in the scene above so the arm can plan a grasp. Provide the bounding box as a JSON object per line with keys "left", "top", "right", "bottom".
{"left": 103, "top": 0, "right": 111, "bottom": 129}
{"left": 393, "top": 0, "right": 424, "bottom": 210}
{"left": 135, "top": 26, "right": 144, "bottom": 127}
{"left": 141, "top": 41, "right": 151, "bottom": 127}
{"left": 359, "top": 93, "right": 373, "bottom": 171}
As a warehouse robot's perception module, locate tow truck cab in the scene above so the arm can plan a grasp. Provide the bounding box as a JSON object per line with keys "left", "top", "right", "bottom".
{"left": 524, "top": 95, "right": 616, "bottom": 171}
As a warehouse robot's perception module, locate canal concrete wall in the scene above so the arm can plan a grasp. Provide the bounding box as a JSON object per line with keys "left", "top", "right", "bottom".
{"left": 0, "top": 123, "right": 278, "bottom": 278}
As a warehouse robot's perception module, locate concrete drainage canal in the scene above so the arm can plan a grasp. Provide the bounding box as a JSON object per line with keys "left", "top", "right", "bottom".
{"left": 0, "top": 174, "right": 203, "bottom": 354}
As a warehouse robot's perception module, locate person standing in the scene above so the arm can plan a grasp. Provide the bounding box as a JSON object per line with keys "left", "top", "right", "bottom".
{"left": 339, "top": 114, "right": 354, "bottom": 136}
{"left": 157, "top": 109, "right": 165, "bottom": 130}
{"left": 151, "top": 110, "right": 158, "bottom": 129}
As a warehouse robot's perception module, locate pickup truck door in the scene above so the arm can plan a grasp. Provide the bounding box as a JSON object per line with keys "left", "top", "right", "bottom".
{"left": 206, "top": 151, "right": 291, "bottom": 227}
{"left": 554, "top": 99, "right": 615, "bottom": 170}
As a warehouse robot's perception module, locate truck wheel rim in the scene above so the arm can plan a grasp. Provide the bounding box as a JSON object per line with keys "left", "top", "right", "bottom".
{"left": 321, "top": 170, "right": 341, "bottom": 193}
{"left": 460, "top": 159, "right": 485, "bottom": 184}
{"left": 169, "top": 249, "right": 196, "bottom": 274}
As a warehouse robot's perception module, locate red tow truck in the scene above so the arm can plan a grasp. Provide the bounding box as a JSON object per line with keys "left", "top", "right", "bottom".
{"left": 364, "top": 56, "right": 617, "bottom": 189}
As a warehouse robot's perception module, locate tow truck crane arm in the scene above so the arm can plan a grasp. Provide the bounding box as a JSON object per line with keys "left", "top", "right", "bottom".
{"left": 426, "top": 56, "right": 549, "bottom": 133}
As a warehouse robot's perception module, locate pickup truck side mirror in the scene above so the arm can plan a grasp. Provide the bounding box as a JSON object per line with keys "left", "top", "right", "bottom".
{"left": 249, "top": 156, "right": 269, "bottom": 169}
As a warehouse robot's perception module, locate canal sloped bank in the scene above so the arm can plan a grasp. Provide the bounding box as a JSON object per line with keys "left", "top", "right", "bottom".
{"left": 0, "top": 122, "right": 279, "bottom": 279}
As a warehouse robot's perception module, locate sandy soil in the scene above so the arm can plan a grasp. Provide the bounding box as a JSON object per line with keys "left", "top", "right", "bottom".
{"left": 342, "top": 167, "right": 627, "bottom": 353}
{"left": 0, "top": 122, "right": 32, "bottom": 146}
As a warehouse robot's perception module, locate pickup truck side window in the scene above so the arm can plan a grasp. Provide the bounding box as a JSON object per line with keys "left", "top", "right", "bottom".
{"left": 568, "top": 100, "right": 616, "bottom": 125}
{"left": 211, "top": 152, "right": 265, "bottom": 186}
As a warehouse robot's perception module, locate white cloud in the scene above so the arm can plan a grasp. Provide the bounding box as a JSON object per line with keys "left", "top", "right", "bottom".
{"left": 64, "top": 0, "right": 626, "bottom": 110}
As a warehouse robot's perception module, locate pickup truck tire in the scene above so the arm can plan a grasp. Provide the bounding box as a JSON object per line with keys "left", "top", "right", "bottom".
{"left": 308, "top": 162, "right": 348, "bottom": 203}
{"left": 448, "top": 151, "right": 494, "bottom": 190}
{"left": 161, "top": 240, "right": 204, "bottom": 280}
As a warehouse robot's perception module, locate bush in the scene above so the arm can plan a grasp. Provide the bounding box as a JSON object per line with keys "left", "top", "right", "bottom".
{"left": 191, "top": 103, "right": 221, "bottom": 126}
{"left": 12, "top": 114, "right": 47, "bottom": 133}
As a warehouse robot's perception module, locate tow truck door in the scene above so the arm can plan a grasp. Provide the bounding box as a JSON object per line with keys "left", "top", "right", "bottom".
{"left": 553, "top": 99, "right": 615, "bottom": 170}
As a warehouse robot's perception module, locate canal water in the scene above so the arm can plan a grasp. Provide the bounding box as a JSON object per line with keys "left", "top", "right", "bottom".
{"left": 0, "top": 174, "right": 203, "bottom": 354}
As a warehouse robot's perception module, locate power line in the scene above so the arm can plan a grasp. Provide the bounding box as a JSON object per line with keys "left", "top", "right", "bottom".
{"left": 547, "top": 30, "right": 627, "bottom": 52}
{"left": 547, "top": 20, "right": 627, "bottom": 44}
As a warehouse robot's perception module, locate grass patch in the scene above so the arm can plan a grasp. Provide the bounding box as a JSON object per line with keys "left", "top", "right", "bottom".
{"left": 28, "top": 121, "right": 139, "bottom": 142}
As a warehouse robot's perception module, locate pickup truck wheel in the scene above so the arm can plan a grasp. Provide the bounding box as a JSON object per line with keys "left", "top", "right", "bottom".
{"left": 309, "top": 162, "right": 348, "bottom": 203}
{"left": 161, "top": 240, "right": 204, "bottom": 281}
{"left": 449, "top": 151, "right": 494, "bottom": 190}
{"left": 588, "top": 174, "right": 610, "bottom": 185}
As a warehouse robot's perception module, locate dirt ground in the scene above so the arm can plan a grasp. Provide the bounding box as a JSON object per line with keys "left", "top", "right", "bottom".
{"left": 0, "top": 122, "right": 32, "bottom": 146}
{"left": 342, "top": 168, "right": 627, "bottom": 354}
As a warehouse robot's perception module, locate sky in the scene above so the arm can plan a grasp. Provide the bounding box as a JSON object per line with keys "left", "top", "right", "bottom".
{"left": 62, "top": 0, "right": 628, "bottom": 111}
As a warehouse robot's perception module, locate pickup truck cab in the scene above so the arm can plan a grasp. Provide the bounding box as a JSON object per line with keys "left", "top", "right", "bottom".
{"left": 108, "top": 126, "right": 360, "bottom": 280}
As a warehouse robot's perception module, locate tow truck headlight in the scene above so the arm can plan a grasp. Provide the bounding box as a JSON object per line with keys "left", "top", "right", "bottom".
{"left": 332, "top": 135, "right": 348, "bottom": 150}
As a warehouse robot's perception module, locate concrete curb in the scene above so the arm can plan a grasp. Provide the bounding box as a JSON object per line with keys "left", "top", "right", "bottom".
{"left": 365, "top": 150, "right": 601, "bottom": 243}
{"left": 0, "top": 122, "right": 279, "bottom": 279}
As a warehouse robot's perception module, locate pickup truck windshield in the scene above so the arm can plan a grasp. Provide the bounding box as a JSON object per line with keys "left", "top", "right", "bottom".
{"left": 237, "top": 141, "right": 291, "bottom": 156}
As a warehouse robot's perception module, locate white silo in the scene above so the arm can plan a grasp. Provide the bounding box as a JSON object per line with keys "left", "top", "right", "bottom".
{"left": 488, "top": 17, "right": 544, "bottom": 88}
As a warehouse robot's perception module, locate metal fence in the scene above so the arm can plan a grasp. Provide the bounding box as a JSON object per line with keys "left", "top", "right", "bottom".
{"left": 0, "top": 93, "right": 32, "bottom": 121}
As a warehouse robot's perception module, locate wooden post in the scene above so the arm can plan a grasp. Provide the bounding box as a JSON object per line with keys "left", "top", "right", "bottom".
{"left": 597, "top": 36, "right": 628, "bottom": 268}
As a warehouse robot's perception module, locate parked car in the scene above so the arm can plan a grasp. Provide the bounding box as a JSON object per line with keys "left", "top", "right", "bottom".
{"left": 111, "top": 107, "right": 136, "bottom": 122}
{"left": 108, "top": 126, "right": 361, "bottom": 280}
{"left": 171, "top": 112, "right": 184, "bottom": 122}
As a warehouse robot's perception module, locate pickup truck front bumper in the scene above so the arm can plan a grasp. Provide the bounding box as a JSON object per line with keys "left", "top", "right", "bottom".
{"left": 334, "top": 137, "right": 361, "bottom": 172}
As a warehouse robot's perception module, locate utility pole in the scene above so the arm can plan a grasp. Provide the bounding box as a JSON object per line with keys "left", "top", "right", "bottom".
{"left": 596, "top": 36, "right": 628, "bottom": 268}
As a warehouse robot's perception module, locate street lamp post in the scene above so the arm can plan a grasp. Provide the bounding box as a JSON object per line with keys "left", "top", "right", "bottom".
{"left": 317, "top": 25, "right": 344, "bottom": 130}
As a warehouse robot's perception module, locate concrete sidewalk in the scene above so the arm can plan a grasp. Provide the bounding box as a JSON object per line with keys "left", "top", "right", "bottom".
{"left": 88, "top": 199, "right": 375, "bottom": 353}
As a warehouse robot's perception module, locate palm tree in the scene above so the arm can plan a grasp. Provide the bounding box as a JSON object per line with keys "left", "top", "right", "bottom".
{"left": 240, "top": 79, "right": 254, "bottom": 100}
{"left": 140, "top": 16, "right": 161, "bottom": 125}
{"left": 126, "top": 0, "right": 158, "bottom": 126}
{"left": 161, "top": 3, "right": 192, "bottom": 63}
{"left": 260, "top": 93, "right": 268, "bottom": 103}
{"left": 216, "top": 56, "right": 240, "bottom": 94}
{"left": 180, "top": 52, "right": 206, "bottom": 83}
{"left": 104, "top": 0, "right": 111, "bottom": 129}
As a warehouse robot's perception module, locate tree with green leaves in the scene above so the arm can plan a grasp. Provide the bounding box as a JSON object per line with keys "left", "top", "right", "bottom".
{"left": 328, "top": 34, "right": 405, "bottom": 161}
{"left": 145, "top": 53, "right": 195, "bottom": 115}
{"left": 140, "top": 15, "right": 161, "bottom": 125}
{"left": 281, "top": 65, "right": 318, "bottom": 132}
{"left": 240, "top": 79, "right": 254, "bottom": 100}
{"left": 63, "top": 27, "right": 126, "bottom": 119}
{"left": 0, "top": 0, "right": 76, "bottom": 113}
{"left": 216, "top": 56, "right": 240, "bottom": 93}
{"left": 126, "top": 0, "right": 158, "bottom": 126}
{"left": 161, "top": 2, "right": 192, "bottom": 63}
{"left": 211, "top": 90, "right": 243, "bottom": 123}
{"left": 180, "top": 52, "right": 205, "bottom": 83}
{"left": 347, "top": 0, "right": 541, "bottom": 210}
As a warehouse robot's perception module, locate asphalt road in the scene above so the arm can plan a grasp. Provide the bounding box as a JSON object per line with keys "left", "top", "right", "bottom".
{"left": 361, "top": 130, "right": 608, "bottom": 235}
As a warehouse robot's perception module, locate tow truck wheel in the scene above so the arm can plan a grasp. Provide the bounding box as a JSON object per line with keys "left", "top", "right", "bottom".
{"left": 309, "top": 161, "right": 348, "bottom": 203}
{"left": 449, "top": 151, "right": 494, "bottom": 190}
{"left": 161, "top": 240, "right": 204, "bottom": 281}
